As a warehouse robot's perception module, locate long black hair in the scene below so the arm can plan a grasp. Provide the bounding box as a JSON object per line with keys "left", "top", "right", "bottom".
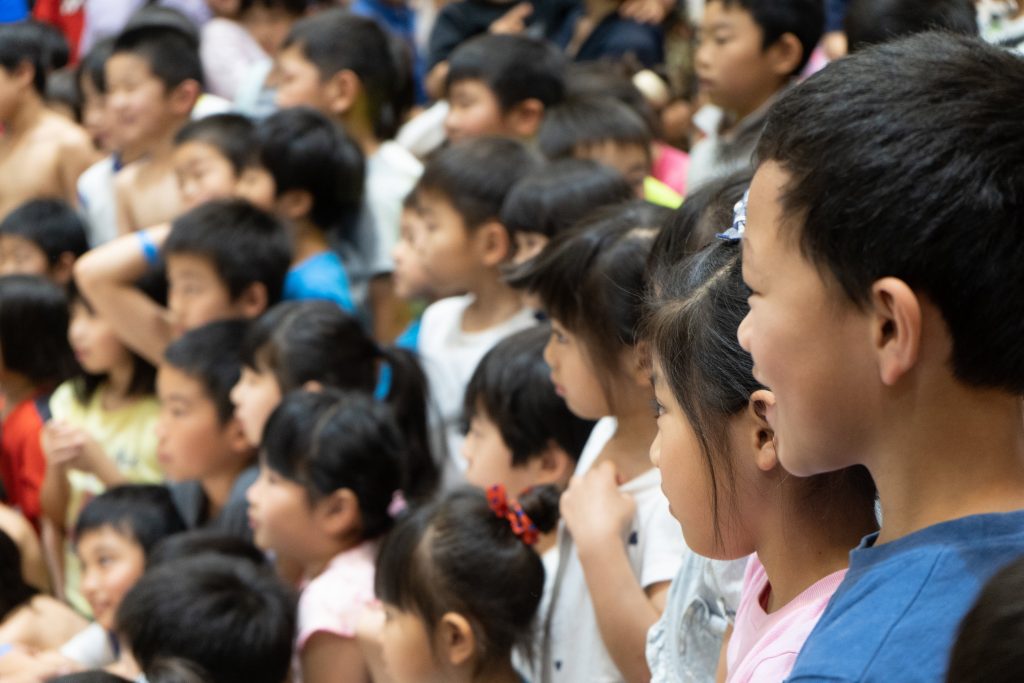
{"left": 0, "top": 528, "right": 38, "bottom": 622}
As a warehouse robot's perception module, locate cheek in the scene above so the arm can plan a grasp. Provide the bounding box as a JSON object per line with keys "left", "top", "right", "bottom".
{"left": 382, "top": 623, "right": 436, "bottom": 683}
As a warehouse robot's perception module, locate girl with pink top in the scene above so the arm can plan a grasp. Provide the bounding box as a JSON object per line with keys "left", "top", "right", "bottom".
{"left": 646, "top": 235, "right": 879, "bottom": 682}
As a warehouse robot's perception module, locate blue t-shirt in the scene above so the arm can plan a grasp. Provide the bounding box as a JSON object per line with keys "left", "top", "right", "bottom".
{"left": 283, "top": 251, "right": 355, "bottom": 312}
{"left": 786, "top": 509, "right": 1024, "bottom": 683}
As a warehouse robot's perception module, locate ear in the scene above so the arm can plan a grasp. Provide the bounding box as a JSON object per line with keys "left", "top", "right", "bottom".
{"left": 534, "top": 443, "right": 575, "bottom": 486}
{"left": 13, "top": 61, "right": 37, "bottom": 91}
{"left": 626, "top": 340, "right": 652, "bottom": 388}
{"left": 325, "top": 69, "right": 361, "bottom": 117}
{"left": 869, "top": 277, "right": 921, "bottom": 387}
{"left": 49, "top": 252, "right": 77, "bottom": 286}
{"left": 223, "top": 416, "right": 256, "bottom": 457}
{"left": 473, "top": 220, "right": 513, "bottom": 267}
{"left": 167, "top": 79, "right": 202, "bottom": 117}
{"left": 317, "top": 487, "right": 361, "bottom": 538}
{"left": 276, "top": 188, "right": 313, "bottom": 222}
{"left": 233, "top": 281, "right": 269, "bottom": 319}
{"left": 748, "top": 389, "right": 778, "bottom": 473}
{"left": 436, "top": 612, "right": 476, "bottom": 668}
{"left": 505, "top": 98, "right": 545, "bottom": 138}
{"left": 302, "top": 379, "right": 324, "bottom": 393}
{"left": 766, "top": 32, "right": 804, "bottom": 78}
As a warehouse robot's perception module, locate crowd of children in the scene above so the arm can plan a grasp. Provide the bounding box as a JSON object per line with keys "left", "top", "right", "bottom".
{"left": 1, "top": 0, "right": 1023, "bottom": 681}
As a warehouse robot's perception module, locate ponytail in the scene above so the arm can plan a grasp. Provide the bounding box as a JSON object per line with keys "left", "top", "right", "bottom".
{"left": 378, "top": 345, "right": 439, "bottom": 502}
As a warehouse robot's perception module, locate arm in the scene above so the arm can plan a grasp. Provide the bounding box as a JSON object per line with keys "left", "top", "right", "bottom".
{"left": 301, "top": 633, "right": 370, "bottom": 683}
{"left": 74, "top": 225, "right": 174, "bottom": 366}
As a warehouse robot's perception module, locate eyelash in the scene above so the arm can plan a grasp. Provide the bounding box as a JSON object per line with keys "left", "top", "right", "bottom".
{"left": 650, "top": 399, "right": 665, "bottom": 418}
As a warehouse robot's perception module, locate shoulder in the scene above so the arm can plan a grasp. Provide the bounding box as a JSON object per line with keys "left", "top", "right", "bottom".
{"left": 420, "top": 295, "right": 472, "bottom": 333}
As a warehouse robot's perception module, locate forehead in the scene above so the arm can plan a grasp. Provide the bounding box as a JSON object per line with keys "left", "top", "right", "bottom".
{"left": 0, "top": 233, "right": 44, "bottom": 252}
{"left": 105, "top": 52, "right": 159, "bottom": 81}
{"left": 166, "top": 252, "right": 221, "bottom": 280}
{"left": 701, "top": 0, "right": 761, "bottom": 32}
{"left": 157, "top": 363, "right": 207, "bottom": 398}
{"left": 277, "top": 44, "right": 318, "bottom": 72}
{"left": 449, "top": 78, "right": 497, "bottom": 100}
{"left": 77, "top": 524, "right": 139, "bottom": 554}
{"left": 174, "top": 140, "right": 228, "bottom": 164}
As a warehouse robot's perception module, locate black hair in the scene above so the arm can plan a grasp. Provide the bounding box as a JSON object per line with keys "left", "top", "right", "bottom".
{"left": 239, "top": 0, "right": 307, "bottom": 15}
{"left": 0, "top": 199, "right": 89, "bottom": 265}
{"left": 0, "top": 528, "right": 37, "bottom": 623}
{"left": 28, "top": 19, "right": 70, "bottom": 72}
{"left": 164, "top": 198, "right": 292, "bottom": 306}
{"left": 376, "top": 485, "right": 560, "bottom": 670}
{"left": 46, "top": 67, "right": 81, "bottom": 120}
{"left": 262, "top": 390, "right": 404, "bottom": 540}
{"left": 417, "top": 136, "right": 543, "bottom": 229}
{"left": 947, "top": 556, "right": 1024, "bottom": 683}
{"left": 756, "top": 32, "right": 1024, "bottom": 394}
{"left": 716, "top": 0, "right": 824, "bottom": 74}
{"left": 254, "top": 107, "right": 364, "bottom": 242}
{"left": 174, "top": 114, "right": 258, "bottom": 175}
{"left": 845, "top": 0, "right": 977, "bottom": 53}
{"left": 508, "top": 201, "right": 668, "bottom": 396}
{"left": 73, "top": 484, "right": 186, "bottom": 554}
{"left": 282, "top": 9, "right": 408, "bottom": 140}
{"left": 0, "top": 274, "right": 76, "bottom": 387}
{"left": 464, "top": 326, "right": 595, "bottom": 468}
{"left": 564, "top": 62, "right": 660, "bottom": 136}
{"left": 0, "top": 21, "right": 49, "bottom": 95}
{"left": 147, "top": 529, "right": 268, "bottom": 569}
{"left": 143, "top": 659, "right": 213, "bottom": 683}
{"left": 48, "top": 673, "right": 133, "bottom": 683}
{"left": 78, "top": 38, "right": 116, "bottom": 95}
{"left": 538, "top": 96, "right": 653, "bottom": 161}
{"left": 112, "top": 17, "right": 204, "bottom": 91}
{"left": 163, "top": 320, "right": 248, "bottom": 424}
{"left": 116, "top": 554, "right": 296, "bottom": 683}
{"left": 500, "top": 159, "right": 634, "bottom": 241}
{"left": 646, "top": 240, "right": 876, "bottom": 545}
{"left": 241, "top": 300, "right": 438, "bottom": 499}
{"left": 446, "top": 33, "right": 566, "bottom": 112}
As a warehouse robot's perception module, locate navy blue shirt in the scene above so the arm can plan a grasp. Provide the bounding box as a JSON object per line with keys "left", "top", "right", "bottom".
{"left": 553, "top": 7, "right": 663, "bottom": 68}
{"left": 786, "top": 509, "right": 1024, "bottom": 682}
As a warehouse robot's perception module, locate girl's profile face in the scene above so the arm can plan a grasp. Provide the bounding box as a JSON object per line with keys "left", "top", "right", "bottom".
{"left": 379, "top": 603, "right": 443, "bottom": 683}
{"left": 230, "top": 364, "right": 283, "bottom": 448}
{"left": 244, "top": 463, "right": 319, "bottom": 560}
{"left": 78, "top": 525, "right": 147, "bottom": 631}
{"left": 543, "top": 319, "right": 611, "bottom": 421}
{"left": 68, "top": 299, "right": 133, "bottom": 376}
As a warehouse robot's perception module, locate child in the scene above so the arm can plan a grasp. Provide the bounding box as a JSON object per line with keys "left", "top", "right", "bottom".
{"left": 74, "top": 198, "right": 292, "bottom": 366}
{"left": 499, "top": 158, "right": 633, "bottom": 265}
{"left": 0, "top": 22, "right": 99, "bottom": 220}
{"left": 116, "top": 555, "right": 295, "bottom": 683}
{"left": 158, "top": 321, "right": 258, "bottom": 540}
{"left": 507, "top": 201, "right": 685, "bottom": 683}
{"left": 250, "top": 107, "right": 364, "bottom": 312}
{"left": 687, "top": 0, "right": 823, "bottom": 190}
{"left": 845, "top": 0, "right": 978, "bottom": 53}
{"left": 231, "top": 299, "right": 439, "bottom": 500}
{"left": 0, "top": 275, "right": 77, "bottom": 529}
{"left": 40, "top": 280, "right": 162, "bottom": 615}
{"left": 413, "top": 137, "right": 541, "bottom": 483}
{"left": 550, "top": 0, "right": 664, "bottom": 68}
{"left": 648, "top": 240, "right": 877, "bottom": 681}
{"left": 739, "top": 32, "right": 1024, "bottom": 681}
{"left": 389, "top": 194, "right": 438, "bottom": 348}
{"left": 246, "top": 390, "right": 404, "bottom": 683}
{"left": 538, "top": 96, "right": 681, "bottom": 207}
{"left": 0, "top": 199, "right": 89, "bottom": 286}
{"left": 443, "top": 33, "right": 567, "bottom": 144}
{"left": 375, "top": 485, "right": 560, "bottom": 683}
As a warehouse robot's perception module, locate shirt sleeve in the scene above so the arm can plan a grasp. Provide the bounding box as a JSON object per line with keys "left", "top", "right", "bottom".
{"left": 296, "top": 568, "right": 375, "bottom": 651}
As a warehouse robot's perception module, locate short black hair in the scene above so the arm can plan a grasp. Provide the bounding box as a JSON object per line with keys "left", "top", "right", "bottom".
{"left": 147, "top": 530, "right": 268, "bottom": 569}
{"left": 564, "top": 62, "right": 660, "bottom": 137}
{"left": 49, "top": 673, "right": 133, "bottom": 683}
{"left": 948, "top": 556, "right": 1024, "bottom": 683}
{"left": 29, "top": 19, "right": 71, "bottom": 72}
{"left": 500, "top": 159, "right": 634, "bottom": 241}
{"left": 0, "top": 21, "right": 49, "bottom": 95}
{"left": 538, "top": 96, "right": 652, "bottom": 161}
{"left": 255, "top": 107, "right": 364, "bottom": 241}
{"left": 446, "top": 33, "right": 566, "bottom": 112}
{"left": 165, "top": 199, "right": 292, "bottom": 307}
{"left": 74, "top": 484, "right": 186, "bottom": 555}
{"left": 464, "top": 326, "right": 595, "bottom": 467}
{"left": 163, "top": 320, "right": 249, "bottom": 424}
{"left": 0, "top": 274, "right": 76, "bottom": 386}
{"left": 46, "top": 68, "right": 81, "bottom": 120}
{"left": 845, "top": 0, "right": 977, "bottom": 53}
{"left": 78, "top": 38, "right": 116, "bottom": 95}
{"left": 239, "top": 0, "right": 307, "bottom": 16}
{"left": 112, "top": 15, "right": 204, "bottom": 91}
{"left": 756, "top": 32, "right": 1024, "bottom": 393}
{"left": 283, "top": 9, "right": 407, "bottom": 139}
{"left": 0, "top": 529, "right": 36, "bottom": 623}
{"left": 417, "top": 136, "right": 543, "bottom": 229}
{"left": 117, "top": 555, "right": 296, "bottom": 683}
{"left": 715, "top": 0, "right": 824, "bottom": 74}
{"left": 174, "top": 114, "right": 258, "bottom": 175}
{"left": 0, "top": 199, "right": 89, "bottom": 265}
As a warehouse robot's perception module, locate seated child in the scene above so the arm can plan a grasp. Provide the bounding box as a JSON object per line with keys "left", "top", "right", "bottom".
{"left": 443, "top": 33, "right": 566, "bottom": 144}
{"left": 115, "top": 554, "right": 294, "bottom": 683}
{"left": 0, "top": 22, "right": 99, "bottom": 220}
{"left": 845, "top": 0, "right": 978, "bottom": 53}
{"left": 0, "top": 199, "right": 89, "bottom": 286}
{"left": 499, "top": 158, "right": 633, "bottom": 265}
{"left": 0, "top": 275, "right": 77, "bottom": 529}
{"left": 232, "top": 300, "right": 439, "bottom": 501}
{"left": 374, "top": 484, "right": 559, "bottom": 683}
{"left": 157, "top": 321, "right": 257, "bottom": 540}
{"left": 550, "top": 0, "right": 664, "bottom": 68}
{"left": 538, "top": 95, "right": 681, "bottom": 207}
{"left": 413, "top": 137, "right": 541, "bottom": 483}
{"left": 507, "top": 200, "right": 685, "bottom": 683}
{"left": 74, "top": 198, "right": 292, "bottom": 366}
{"left": 688, "top": 0, "right": 823, "bottom": 190}
{"left": 741, "top": 32, "right": 1024, "bottom": 682}
{"left": 247, "top": 390, "right": 405, "bottom": 683}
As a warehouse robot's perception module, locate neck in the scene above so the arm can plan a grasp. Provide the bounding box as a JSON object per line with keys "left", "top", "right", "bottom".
{"left": 290, "top": 219, "right": 330, "bottom": 264}
{"left": 725, "top": 86, "right": 781, "bottom": 129}
{"left": 100, "top": 362, "right": 136, "bottom": 410}
{"left": 466, "top": 659, "right": 521, "bottom": 683}
{"left": 303, "top": 535, "right": 361, "bottom": 580}
{"left": 604, "top": 391, "right": 658, "bottom": 480}
{"left": 201, "top": 459, "right": 249, "bottom": 521}
{"left": 341, "top": 110, "right": 380, "bottom": 158}
{"left": 0, "top": 374, "right": 38, "bottom": 410}
{"left": 4, "top": 92, "right": 45, "bottom": 135}
{"left": 461, "top": 273, "right": 524, "bottom": 333}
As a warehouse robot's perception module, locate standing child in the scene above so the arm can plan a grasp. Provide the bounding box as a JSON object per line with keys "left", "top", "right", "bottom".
{"left": 389, "top": 193, "right": 439, "bottom": 349}
{"left": 0, "top": 199, "right": 90, "bottom": 287}
{"left": 246, "top": 390, "right": 406, "bottom": 683}
{"left": 508, "top": 201, "right": 685, "bottom": 683}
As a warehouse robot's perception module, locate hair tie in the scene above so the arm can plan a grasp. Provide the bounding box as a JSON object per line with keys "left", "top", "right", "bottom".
{"left": 486, "top": 484, "right": 539, "bottom": 547}
{"left": 388, "top": 490, "right": 407, "bottom": 519}
{"left": 717, "top": 188, "right": 750, "bottom": 242}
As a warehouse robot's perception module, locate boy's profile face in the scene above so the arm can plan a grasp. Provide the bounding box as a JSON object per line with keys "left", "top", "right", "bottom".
{"left": 392, "top": 206, "right": 435, "bottom": 301}
{"left": 173, "top": 141, "right": 240, "bottom": 212}
{"left": 274, "top": 44, "right": 328, "bottom": 112}
{"left": 463, "top": 407, "right": 537, "bottom": 497}
{"left": 576, "top": 141, "right": 649, "bottom": 198}
{"left": 414, "top": 190, "right": 487, "bottom": 293}
{"left": 165, "top": 252, "right": 237, "bottom": 336}
{"left": 78, "top": 525, "right": 147, "bottom": 631}
{"left": 544, "top": 319, "right": 612, "bottom": 421}
{"left": 737, "top": 161, "right": 876, "bottom": 478}
{"left": 105, "top": 52, "right": 177, "bottom": 150}
{"left": 0, "top": 234, "right": 49, "bottom": 279}
{"left": 445, "top": 79, "right": 507, "bottom": 144}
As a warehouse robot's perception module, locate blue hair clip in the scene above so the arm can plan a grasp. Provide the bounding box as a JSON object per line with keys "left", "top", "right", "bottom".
{"left": 717, "top": 189, "right": 749, "bottom": 242}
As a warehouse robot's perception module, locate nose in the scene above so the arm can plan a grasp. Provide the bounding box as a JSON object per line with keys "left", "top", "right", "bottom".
{"left": 737, "top": 310, "right": 753, "bottom": 353}
{"left": 694, "top": 38, "right": 712, "bottom": 74}
{"left": 649, "top": 431, "right": 661, "bottom": 468}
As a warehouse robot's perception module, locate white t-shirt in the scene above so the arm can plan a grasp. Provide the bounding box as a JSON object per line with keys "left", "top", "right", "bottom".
{"left": 200, "top": 18, "right": 268, "bottom": 101}
{"left": 418, "top": 295, "right": 537, "bottom": 487}
{"left": 364, "top": 141, "right": 423, "bottom": 273}
{"left": 77, "top": 156, "right": 118, "bottom": 247}
{"left": 535, "top": 417, "right": 687, "bottom": 683}
{"left": 59, "top": 622, "right": 117, "bottom": 668}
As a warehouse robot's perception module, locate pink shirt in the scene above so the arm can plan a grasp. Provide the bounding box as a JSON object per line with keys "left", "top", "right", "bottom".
{"left": 296, "top": 542, "right": 378, "bottom": 650}
{"left": 651, "top": 142, "right": 690, "bottom": 196}
{"left": 725, "top": 556, "right": 846, "bottom": 683}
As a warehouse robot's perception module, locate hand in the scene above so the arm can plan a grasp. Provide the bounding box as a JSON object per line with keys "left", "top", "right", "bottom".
{"left": 41, "top": 421, "right": 100, "bottom": 473}
{"left": 560, "top": 461, "right": 637, "bottom": 551}
{"left": 619, "top": 0, "right": 672, "bottom": 25}
{"left": 489, "top": 2, "right": 532, "bottom": 34}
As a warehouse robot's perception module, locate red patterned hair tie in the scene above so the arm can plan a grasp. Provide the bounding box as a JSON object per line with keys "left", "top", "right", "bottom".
{"left": 486, "top": 484, "right": 539, "bottom": 547}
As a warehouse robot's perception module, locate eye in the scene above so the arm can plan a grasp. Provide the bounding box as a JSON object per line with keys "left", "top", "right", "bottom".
{"left": 651, "top": 398, "right": 665, "bottom": 418}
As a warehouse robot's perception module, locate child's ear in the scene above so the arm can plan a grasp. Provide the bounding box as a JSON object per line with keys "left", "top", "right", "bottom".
{"left": 168, "top": 79, "right": 202, "bottom": 117}
{"left": 506, "top": 98, "right": 545, "bottom": 138}
{"left": 436, "top": 612, "right": 476, "bottom": 668}
{"left": 869, "top": 277, "right": 922, "bottom": 387}
{"left": 318, "top": 488, "right": 360, "bottom": 538}
{"left": 536, "top": 443, "right": 575, "bottom": 487}
{"left": 276, "top": 188, "right": 313, "bottom": 223}
{"left": 767, "top": 32, "right": 805, "bottom": 79}
{"left": 234, "top": 282, "right": 269, "bottom": 319}
{"left": 49, "top": 252, "right": 77, "bottom": 287}
{"left": 748, "top": 389, "right": 778, "bottom": 472}
{"left": 626, "top": 340, "right": 652, "bottom": 388}
{"left": 12, "top": 61, "right": 36, "bottom": 91}
{"left": 223, "top": 416, "right": 255, "bottom": 457}
{"left": 325, "top": 69, "right": 361, "bottom": 118}
{"left": 474, "top": 220, "right": 513, "bottom": 267}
